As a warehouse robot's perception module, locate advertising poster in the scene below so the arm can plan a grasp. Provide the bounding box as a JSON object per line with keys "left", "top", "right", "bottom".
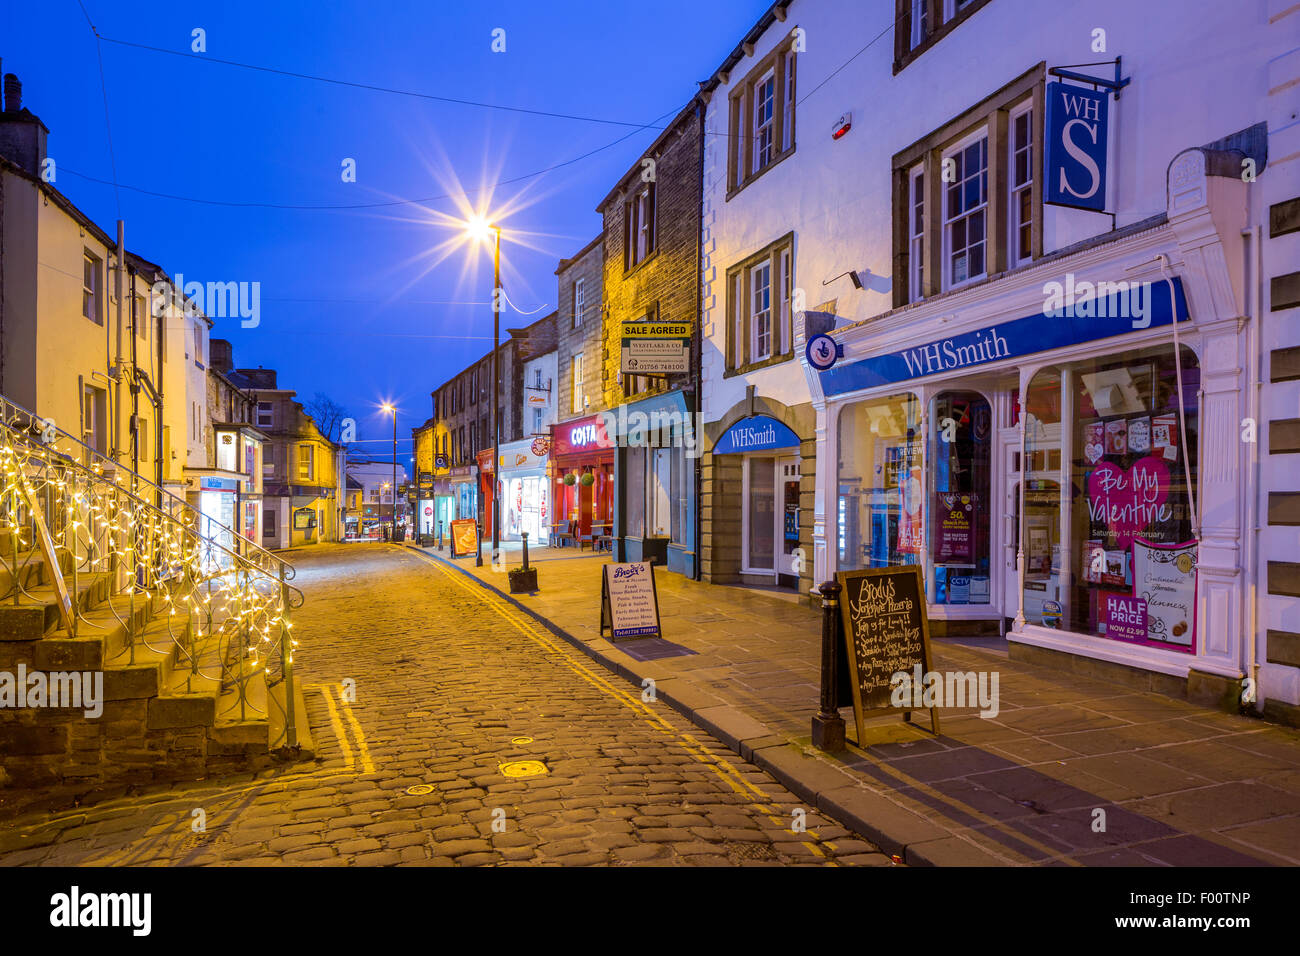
{"left": 1131, "top": 538, "right": 1197, "bottom": 651}
{"left": 935, "top": 493, "right": 975, "bottom": 561}
{"left": 1100, "top": 592, "right": 1148, "bottom": 643}
{"left": 896, "top": 464, "right": 924, "bottom": 554}
{"left": 1086, "top": 455, "right": 1172, "bottom": 549}
{"left": 450, "top": 518, "right": 479, "bottom": 557}
{"left": 601, "top": 562, "right": 661, "bottom": 640}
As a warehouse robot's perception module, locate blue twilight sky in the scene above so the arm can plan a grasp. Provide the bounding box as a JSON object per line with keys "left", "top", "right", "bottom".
{"left": 4, "top": 0, "right": 771, "bottom": 461}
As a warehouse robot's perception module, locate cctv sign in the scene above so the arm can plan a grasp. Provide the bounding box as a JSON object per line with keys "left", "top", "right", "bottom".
{"left": 1044, "top": 81, "right": 1109, "bottom": 213}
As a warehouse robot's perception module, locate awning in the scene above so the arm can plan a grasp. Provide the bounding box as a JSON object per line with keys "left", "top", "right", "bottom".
{"left": 712, "top": 415, "right": 801, "bottom": 454}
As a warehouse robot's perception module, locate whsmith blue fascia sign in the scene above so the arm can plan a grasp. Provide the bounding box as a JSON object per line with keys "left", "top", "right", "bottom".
{"left": 818, "top": 276, "right": 1189, "bottom": 398}
{"left": 1044, "top": 81, "right": 1109, "bottom": 212}
{"left": 713, "top": 415, "right": 801, "bottom": 454}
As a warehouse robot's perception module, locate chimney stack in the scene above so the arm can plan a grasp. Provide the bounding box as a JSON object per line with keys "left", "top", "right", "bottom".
{"left": 0, "top": 69, "right": 49, "bottom": 177}
{"left": 3, "top": 73, "right": 20, "bottom": 112}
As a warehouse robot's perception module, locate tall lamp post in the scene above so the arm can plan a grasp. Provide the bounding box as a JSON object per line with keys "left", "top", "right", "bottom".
{"left": 466, "top": 218, "right": 502, "bottom": 566}
{"left": 382, "top": 403, "right": 397, "bottom": 539}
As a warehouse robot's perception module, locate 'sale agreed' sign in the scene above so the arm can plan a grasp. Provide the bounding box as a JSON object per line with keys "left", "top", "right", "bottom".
{"left": 449, "top": 519, "right": 479, "bottom": 557}
{"left": 835, "top": 566, "right": 939, "bottom": 738}
{"left": 599, "top": 561, "right": 662, "bottom": 641}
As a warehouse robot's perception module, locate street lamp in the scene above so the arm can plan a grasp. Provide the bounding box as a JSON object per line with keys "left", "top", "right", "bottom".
{"left": 464, "top": 216, "right": 502, "bottom": 567}
{"left": 381, "top": 402, "right": 397, "bottom": 541}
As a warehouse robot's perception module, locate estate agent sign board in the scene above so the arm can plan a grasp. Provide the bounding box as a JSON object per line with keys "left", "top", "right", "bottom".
{"left": 835, "top": 566, "right": 940, "bottom": 738}
{"left": 599, "top": 561, "right": 663, "bottom": 641}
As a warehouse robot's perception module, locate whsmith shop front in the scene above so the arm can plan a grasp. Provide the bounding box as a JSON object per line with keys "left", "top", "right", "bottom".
{"left": 807, "top": 190, "right": 1251, "bottom": 699}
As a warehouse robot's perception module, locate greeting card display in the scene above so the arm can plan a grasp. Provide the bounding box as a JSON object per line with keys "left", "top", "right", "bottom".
{"left": 1127, "top": 416, "right": 1151, "bottom": 454}
{"left": 1104, "top": 419, "right": 1128, "bottom": 455}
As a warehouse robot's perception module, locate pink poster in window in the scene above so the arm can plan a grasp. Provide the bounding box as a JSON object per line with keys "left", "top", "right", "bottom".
{"left": 897, "top": 465, "right": 924, "bottom": 554}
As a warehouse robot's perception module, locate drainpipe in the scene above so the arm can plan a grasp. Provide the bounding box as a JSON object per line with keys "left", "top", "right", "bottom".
{"left": 694, "top": 97, "right": 704, "bottom": 581}
{"left": 1244, "top": 224, "right": 1263, "bottom": 712}
{"left": 113, "top": 220, "right": 124, "bottom": 462}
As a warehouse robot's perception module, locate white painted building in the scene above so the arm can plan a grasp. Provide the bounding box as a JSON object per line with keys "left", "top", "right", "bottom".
{"left": 697, "top": 0, "right": 1297, "bottom": 720}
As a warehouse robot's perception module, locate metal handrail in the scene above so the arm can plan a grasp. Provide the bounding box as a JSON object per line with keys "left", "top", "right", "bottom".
{"left": 0, "top": 395, "right": 296, "bottom": 581}
{"left": 0, "top": 406, "right": 303, "bottom": 748}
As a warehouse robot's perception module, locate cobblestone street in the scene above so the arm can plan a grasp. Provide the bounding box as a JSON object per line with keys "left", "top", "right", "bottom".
{"left": 0, "top": 544, "right": 888, "bottom": 867}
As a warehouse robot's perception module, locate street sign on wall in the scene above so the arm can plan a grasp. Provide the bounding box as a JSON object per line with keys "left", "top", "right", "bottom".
{"left": 1044, "top": 81, "right": 1109, "bottom": 212}
{"left": 620, "top": 321, "right": 690, "bottom": 375}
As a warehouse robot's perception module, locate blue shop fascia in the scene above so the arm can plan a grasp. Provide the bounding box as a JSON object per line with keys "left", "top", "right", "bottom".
{"left": 608, "top": 388, "right": 698, "bottom": 579}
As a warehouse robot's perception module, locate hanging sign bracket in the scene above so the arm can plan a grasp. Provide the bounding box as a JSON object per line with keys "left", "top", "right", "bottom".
{"left": 1049, "top": 56, "right": 1130, "bottom": 99}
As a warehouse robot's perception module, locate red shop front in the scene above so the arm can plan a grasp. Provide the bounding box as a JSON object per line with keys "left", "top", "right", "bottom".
{"left": 549, "top": 413, "right": 615, "bottom": 541}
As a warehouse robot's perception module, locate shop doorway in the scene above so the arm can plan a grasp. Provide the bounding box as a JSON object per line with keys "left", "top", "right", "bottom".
{"left": 1000, "top": 434, "right": 1022, "bottom": 631}
{"left": 741, "top": 454, "right": 800, "bottom": 588}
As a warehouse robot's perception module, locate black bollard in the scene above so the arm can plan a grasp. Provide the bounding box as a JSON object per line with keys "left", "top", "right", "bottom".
{"left": 475, "top": 521, "right": 483, "bottom": 567}
{"left": 438, "top": 521, "right": 443, "bottom": 551}
{"left": 521, "top": 531, "right": 529, "bottom": 571}
{"left": 811, "top": 579, "right": 846, "bottom": 753}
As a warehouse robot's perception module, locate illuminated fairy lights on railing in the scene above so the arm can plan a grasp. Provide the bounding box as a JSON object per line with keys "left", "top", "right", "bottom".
{"left": 0, "top": 402, "right": 304, "bottom": 749}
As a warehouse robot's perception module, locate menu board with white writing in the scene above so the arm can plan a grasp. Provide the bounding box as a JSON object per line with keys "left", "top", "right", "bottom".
{"left": 600, "top": 561, "right": 662, "bottom": 641}
{"left": 836, "top": 566, "right": 938, "bottom": 736}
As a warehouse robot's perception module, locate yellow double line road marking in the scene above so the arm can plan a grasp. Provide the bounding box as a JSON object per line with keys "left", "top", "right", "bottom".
{"left": 307, "top": 682, "right": 375, "bottom": 774}
{"left": 414, "top": 550, "right": 837, "bottom": 865}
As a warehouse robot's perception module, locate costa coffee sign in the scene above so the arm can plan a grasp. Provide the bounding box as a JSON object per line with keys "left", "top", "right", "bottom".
{"left": 552, "top": 414, "right": 614, "bottom": 456}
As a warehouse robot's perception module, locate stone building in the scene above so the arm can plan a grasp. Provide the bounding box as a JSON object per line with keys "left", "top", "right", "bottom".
{"left": 595, "top": 98, "right": 704, "bottom": 577}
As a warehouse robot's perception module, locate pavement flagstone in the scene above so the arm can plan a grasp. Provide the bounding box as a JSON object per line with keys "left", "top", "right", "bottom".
{"left": 422, "top": 540, "right": 1300, "bottom": 866}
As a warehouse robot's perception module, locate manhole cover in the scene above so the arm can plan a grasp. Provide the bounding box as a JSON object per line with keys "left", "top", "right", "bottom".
{"left": 499, "top": 760, "right": 548, "bottom": 778}
{"left": 510, "top": 736, "right": 533, "bottom": 745}
{"left": 728, "top": 842, "right": 779, "bottom": 861}
{"left": 405, "top": 784, "right": 436, "bottom": 795}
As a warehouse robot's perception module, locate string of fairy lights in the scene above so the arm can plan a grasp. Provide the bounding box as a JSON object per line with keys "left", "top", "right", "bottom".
{"left": 0, "top": 407, "right": 298, "bottom": 713}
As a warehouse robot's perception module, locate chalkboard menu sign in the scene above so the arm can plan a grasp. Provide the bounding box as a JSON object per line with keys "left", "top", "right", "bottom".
{"left": 599, "top": 561, "right": 662, "bottom": 641}
{"left": 835, "top": 566, "right": 940, "bottom": 738}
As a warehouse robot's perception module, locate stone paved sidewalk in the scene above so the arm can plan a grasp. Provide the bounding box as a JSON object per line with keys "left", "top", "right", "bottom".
{"left": 417, "top": 542, "right": 1300, "bottom": 866}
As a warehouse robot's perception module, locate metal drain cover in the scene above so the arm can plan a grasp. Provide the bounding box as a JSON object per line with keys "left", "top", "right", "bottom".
{"left": 405, "top": 784, "right": 436, "bottom": 795}
{"left": 510, "top": 736, "right": 533, "bottom": 745}
{"left": 499, "top": 760, "right": 548, "bottom": 778}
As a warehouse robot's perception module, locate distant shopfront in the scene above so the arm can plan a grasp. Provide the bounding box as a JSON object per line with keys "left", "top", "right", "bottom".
{"left": 609, "top": 390, "right": 697, "bottom": 578}
{"left": 490, "top": 438, "right": 551, "bottom": 543}
{"left": 549, "top": 413, "right": 614, "bottom": 543}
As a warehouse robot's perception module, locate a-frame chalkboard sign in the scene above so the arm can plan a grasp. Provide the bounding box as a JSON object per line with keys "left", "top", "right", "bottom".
{"left": 599, "top": 561, "right": 663, "bottom": 642}
{"left": 835, "top": 565, "right": 940, "bottom": 740}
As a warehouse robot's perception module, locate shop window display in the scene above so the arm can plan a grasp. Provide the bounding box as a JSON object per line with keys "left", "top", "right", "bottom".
{"left": 1022, "top": 345, "right": 1199, "bottom": 649}
{"left": 837, "top": 394, "right": 924, "bottom": 572}
{"left": 929, "top": 391, "right": 992, "bottom": 604}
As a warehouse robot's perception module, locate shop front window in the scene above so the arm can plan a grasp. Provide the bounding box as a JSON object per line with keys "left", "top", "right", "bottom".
{"left": 836, "top": 393, "right": 923, "bottom": 571}
{"left": 929, "top": 390, "right": 992, "bottom": 605}
{"left": 626, "top": 446, "right": 646, "bottom": 538}
{"left": 1023, "top": 345, "right": 1199, "bottom": 650}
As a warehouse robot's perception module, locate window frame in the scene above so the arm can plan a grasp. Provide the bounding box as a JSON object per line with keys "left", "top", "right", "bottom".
{"left": 941, "top": 126, "right": 990, "bottom": 291}
{"left": 1008, "top": 98, "right": 1035, "bottom": 269}
{"left": 624, "top": 182, "right": 657, "bottom": 272}
{"left": 894, "top": 0, "right": 993, "bottom": 73}
{"left": 572, "top": 352, "right": 584, "bottom": 414}
{"left": 82, "top": 251, "right": 102, "bottom": 325}
{"left": 725, "top": 232, "right": 796, "bottom": 376}
{"left": 891, "top": 65, "right": 1045, "bottom": 308}
{"left": 573, "top": 278, "right": 585, "bottom": 328}
{"left": 297, "top": 443, "right": 314, "bottom": 481}
{"left": 727, "top": 41, "right": 797, "bottom": 197}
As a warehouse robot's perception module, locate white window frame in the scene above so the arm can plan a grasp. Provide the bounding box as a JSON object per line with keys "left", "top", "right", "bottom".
{"left": 257, "top": 401, "right": 273, "bottom": 428}
{"left": 909, "top": 163, "right": 926, "bottom": 301}
{"left": 1008, "top": 99, "right": 1035, "bottom": 268}
{"left": 911, "top": 0, "right": 929, "bottom": 49}
{"left": 573, "top": 278, "right": 585, "bottom": 328}
{"left": 750, "top": 261, "right": 773, "bottom": 363}
{"left": 752, "top": 69, "right": 776, "bottom": 174}
{"left": 731, "top": 272, "right": 745, "bottom": 369}
{"left": 82, "top": 252, "right": 101, "bottom": 324}
{"left": 782, "top": 59, "right": 796, "bottom": 152}
{"left": 572, "top": 352, "right": 584, "bottom": 414}
{"left": 297, "top": 444, "right": 313, "bottom": 481}
{"left": 778, "top": 247, "right": 792, "bottom": 357}
{"left": 941, "top": 126, "right": 989, "bottom": 291}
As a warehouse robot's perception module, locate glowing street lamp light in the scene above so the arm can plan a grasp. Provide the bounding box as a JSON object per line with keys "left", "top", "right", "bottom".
{"left": 463, "top": 216, "right": 503, "bottom": 568}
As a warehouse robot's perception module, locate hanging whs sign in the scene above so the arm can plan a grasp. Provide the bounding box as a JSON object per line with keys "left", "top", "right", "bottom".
{"left": 621, "top": 321, "right": 690, "bottom": 375}
{"left": 1044, "top": 81, "right": 1109, "bottom": 213}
